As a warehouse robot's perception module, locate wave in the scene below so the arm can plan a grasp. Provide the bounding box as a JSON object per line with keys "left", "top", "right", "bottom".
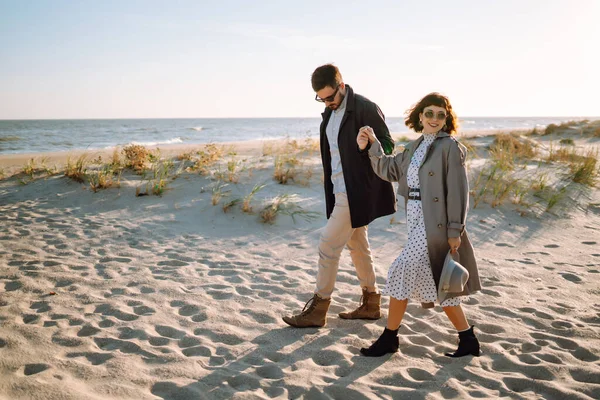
{"left": 128, "top": 137, "right": 184, "bottom": 147}
{"left": 0, "top": 136, "right": 21, "bottom": 142}
{"left": 191, "top": 127, "right": 203, "bottom": 131}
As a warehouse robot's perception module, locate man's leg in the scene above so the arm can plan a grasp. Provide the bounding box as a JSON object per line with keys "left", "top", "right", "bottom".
{"left": 338, "top": 225, "right": 382, "bottom": 320}
{"left": 282, "top": 193, "right": 355, "bottom": 328}
{"left": 315, "top": 193, "right": 356, "bottom": 298}
{"left": 346, "top": 225, "right": 377, "bottom": 293}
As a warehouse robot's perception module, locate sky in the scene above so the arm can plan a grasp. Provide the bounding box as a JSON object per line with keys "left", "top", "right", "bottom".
{"left": 1, "top": 0, "right": 599, "bottom": 119}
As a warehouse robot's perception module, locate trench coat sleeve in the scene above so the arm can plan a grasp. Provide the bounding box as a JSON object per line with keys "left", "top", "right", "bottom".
{"left": 367, "top": 140, "right": 406, "bottom": 183}
{"left": 446, "top": 141, "right": 469, "bottom": 238}
{"left": 364, "top": 103, "right": 394, "bottom": 155}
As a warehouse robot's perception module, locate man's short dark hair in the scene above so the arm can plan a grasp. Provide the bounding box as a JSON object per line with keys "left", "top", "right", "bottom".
{"left": 311, "top": 64, "right": 342, "bottom": 92}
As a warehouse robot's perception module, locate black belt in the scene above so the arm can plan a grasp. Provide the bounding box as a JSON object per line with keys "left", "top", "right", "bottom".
{"left": 407, "top": 188, "right": 421, "bottom": 201}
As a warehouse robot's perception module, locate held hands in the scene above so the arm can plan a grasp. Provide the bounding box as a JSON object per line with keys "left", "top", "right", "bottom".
{"left": 448, "top": 237, "right": 461, "bottom": 254}
{"left": 357, "top": 126, "right": 377, "bottom": 150}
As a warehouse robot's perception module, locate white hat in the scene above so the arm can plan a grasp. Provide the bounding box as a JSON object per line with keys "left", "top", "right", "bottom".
{"left": 438, "top": 251, "right": 469, "bottom": 304}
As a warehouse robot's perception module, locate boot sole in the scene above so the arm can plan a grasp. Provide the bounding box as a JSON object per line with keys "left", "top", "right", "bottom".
{"left": 360, "top": 348, "right": 399, "bottom": 357}
{"left": 338, "top": 315, "right": 382, "bottom": 320}
{"left": 444, "top": 350, "right": 482, "bottom": 357}
{"left": 282, "top": 317, "right": 325, "bottom": 328}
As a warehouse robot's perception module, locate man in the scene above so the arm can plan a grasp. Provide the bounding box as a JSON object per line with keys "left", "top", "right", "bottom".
{"left": 282, "top": 64, "right": 396, "bottom": 328}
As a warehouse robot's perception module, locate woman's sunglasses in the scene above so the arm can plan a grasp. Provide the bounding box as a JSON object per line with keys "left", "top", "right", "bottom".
{"left": 423, "top": 110, "right": 447, "bottom": 121}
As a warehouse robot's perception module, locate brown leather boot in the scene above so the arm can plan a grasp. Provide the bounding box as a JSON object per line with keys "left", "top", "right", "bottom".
{"left": 338, "top": 288, "right": 381, "bottom": 320}
{"left": 282, "top": 294, "right": 331, "bottom": 328}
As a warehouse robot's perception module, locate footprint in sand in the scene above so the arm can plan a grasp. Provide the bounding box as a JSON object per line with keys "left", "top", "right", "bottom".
{"left": 179, "top": 336, "right": 203, "bottom": 349}
{"left": 255, "top": 364, "right": 285, "bottom": 380}
{"left": 66, "top": 352, "right": 113, "bottom": 365}
{"left": 100, "top": 257, "right": 133, "bottom": 264}
{"left": 155, "top": 325, "right": 187, "bottom": 339}
{"left": 544, "top": 244, "right": 560, "bottom": 248}
{"left": 52, "top": 335, "right": 85, "bottom": 348}
{"left": 560, "top": 273, "right": 582, "bottom": 283}
{"left": 5, "top": 280, "right": 23, "bottom": 291}
{"left": 130, "top": 303, "right": 155, "bottom": 316}
{"left": 30, "top": 301, "right": 51, "bottom": 313}
{"left": 570, "top": 368, "right": 600, "bottom": 385}
{"left": 227, "top": 374, "right": 261, "bottom": 391}
{"left": 140, "top": 286, "right": 156, "bottom": 294}
{"left": 240, "top": 309, "right": 277, "bottom": 324}
{"left": 206, "top": 288, "right": 234, "bottom": 300}
{"left": 55, "top": 279, "right": 73, "bottom": 288}
{"left": 312, "top": 349, "right": 345, "bottom": 367}
{"left": 23, "top": 364, "right": 50, "bottom": 376}
{"left": 23, "top": 314, "right": 40, "bottom": 324}
{"left": 495, "top": 243, "right": 515, "bottom": 248}
{"left": 94, "top": 304, "right": 138, "bottom": 321}
{"left": 477, "top": 323, "right": 506, "bottom": 334}
{"left": 182, "top": 346, "right": 211, "bottom": 357}
{"left": 99, "top": 319, "right": 116, "bottom": 328}
{"left": 551, "top": 320, "right": 573, "bottom": 329}
{"left": 149, "top": 336, "right": 170, "bottom": 346}
{"left": 516, "top": 259, "right": 535, "bottom": 265}
{"left": 481, "top": 289, "right": 502, "bottom": 297}
{"left": 193, "top": 328, "right": 245, "bottom": 346}
{"left": 118, "top": 327, "right": 148, "bottom": 341}
{"left": 582, "top": 241, "right": 597, "bottom": 245}
{"left": 77, "top": 325, "right": 101, "bottom": 337}
{"left": 157, "top": 259, "right": 189, "bottom": 267}
{"left": 170, "top": 301, "right": 200, "bottom": 316}
{"left": 93, "top": 337, "right": 159, "bottom": 360}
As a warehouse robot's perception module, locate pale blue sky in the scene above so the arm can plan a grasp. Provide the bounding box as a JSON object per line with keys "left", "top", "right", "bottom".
{"left": 1, "top": 0, "right": 598, "bottom": 119}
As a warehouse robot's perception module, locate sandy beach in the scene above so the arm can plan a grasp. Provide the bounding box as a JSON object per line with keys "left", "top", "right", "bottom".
{"left": 1, "top": 125, "right": 599, "bottom": 399}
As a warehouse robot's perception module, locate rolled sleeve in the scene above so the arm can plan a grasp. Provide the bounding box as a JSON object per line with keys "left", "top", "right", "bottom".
{"left": 367, "top": 140, "right": 406, "bottom": 183}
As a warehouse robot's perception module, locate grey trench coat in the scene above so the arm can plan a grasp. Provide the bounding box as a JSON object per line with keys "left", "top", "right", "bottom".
{"left": 367, "top": 132, "right": 481, "bottom": 306}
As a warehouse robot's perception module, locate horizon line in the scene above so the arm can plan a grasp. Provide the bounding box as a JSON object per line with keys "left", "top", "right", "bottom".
{"left": 1, "top": 116, "right": 599, "bottom": 122}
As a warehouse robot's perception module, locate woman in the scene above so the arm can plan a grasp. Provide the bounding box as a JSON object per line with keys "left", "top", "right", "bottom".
{"left": 356, "top": 92, "right": 482, "bottom": 358}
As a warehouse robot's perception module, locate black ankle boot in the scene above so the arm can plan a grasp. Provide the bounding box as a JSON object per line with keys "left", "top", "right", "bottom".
{"left": 445, "top": 325, "right": 481, "bottom": 358}
{"left": 360, "top": 327, "right": 399, "bottom": 357}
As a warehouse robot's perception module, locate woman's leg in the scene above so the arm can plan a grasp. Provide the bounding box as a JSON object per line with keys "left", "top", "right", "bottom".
{"left": 442, "top": 304, "right": 469, "bottom": 331}
{"left": 442, "top": 304, "right": 481, "bottom": 357}
{"left": 387, "top": 297, "right": 408, "bottom": 330}
{"left": 360, "top": 297, "right": 408, "bottom": 357}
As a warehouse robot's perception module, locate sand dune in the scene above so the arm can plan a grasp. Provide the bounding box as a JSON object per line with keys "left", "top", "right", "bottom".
{"left": 1, "top": 130, "right": 599, "bottom": 399}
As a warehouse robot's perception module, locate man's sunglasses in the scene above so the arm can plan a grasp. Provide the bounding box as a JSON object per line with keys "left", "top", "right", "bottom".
{"left": 423, "top": 110, "right": 447, "bottom": 121}
{"left": 315, "top": 86, "right": 340, "bottom": 103}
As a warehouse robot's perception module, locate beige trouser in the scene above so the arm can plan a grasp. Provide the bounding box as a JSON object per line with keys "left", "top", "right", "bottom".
{"left": 315, "top": 192, "right": 378, "bottom": 299}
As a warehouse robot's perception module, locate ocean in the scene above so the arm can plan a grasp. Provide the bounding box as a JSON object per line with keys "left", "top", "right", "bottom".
{"left": 0, "top": 117, "right": 595, "bottom": 155}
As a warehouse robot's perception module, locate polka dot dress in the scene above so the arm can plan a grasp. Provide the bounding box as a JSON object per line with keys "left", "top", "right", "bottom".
{"left": 383, "top": 133, "right": 461, "bottom": 307}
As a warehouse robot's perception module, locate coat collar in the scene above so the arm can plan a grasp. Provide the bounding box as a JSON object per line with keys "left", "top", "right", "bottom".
{"left": 404, "top": 130, "right": 451, "bottom": 161}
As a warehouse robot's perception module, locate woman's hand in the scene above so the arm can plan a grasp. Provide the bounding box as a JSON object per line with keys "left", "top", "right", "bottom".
{"left": 357, "top": 126, "right": 377, "bottom": 150}
{"left": 448, "top": 237, "right": 461, "bottom": 254}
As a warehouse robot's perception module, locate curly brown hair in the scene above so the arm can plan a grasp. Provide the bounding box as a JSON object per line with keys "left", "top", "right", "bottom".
{"left": 405, "top": 92, "right": 459, "bottom": 135}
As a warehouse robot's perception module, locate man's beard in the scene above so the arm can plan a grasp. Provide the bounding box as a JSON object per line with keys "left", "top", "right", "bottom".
{"left": 327, "top": 94, "right": 345, "bottom": 110}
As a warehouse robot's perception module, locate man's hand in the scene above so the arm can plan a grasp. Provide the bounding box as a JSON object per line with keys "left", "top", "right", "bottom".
{"left": 357, "top": 126, "right": 377, "bottom": 150}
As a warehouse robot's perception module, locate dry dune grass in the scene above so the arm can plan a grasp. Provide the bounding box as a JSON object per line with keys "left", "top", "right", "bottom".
{"left": 468, "top": 124, "right": 600, "bottom": 215}
{"left": 1, "top": 121, "right": 599, "bottom": 219}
